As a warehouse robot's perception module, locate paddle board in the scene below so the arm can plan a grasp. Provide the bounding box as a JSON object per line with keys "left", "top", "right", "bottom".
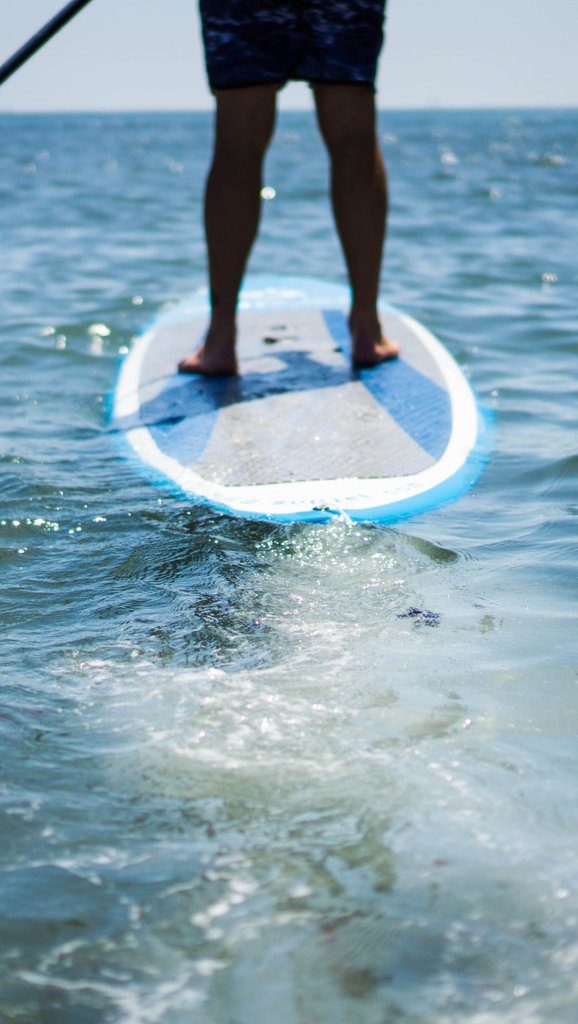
{"left": 111, "top": 276, "right": 490, "bottom": 523}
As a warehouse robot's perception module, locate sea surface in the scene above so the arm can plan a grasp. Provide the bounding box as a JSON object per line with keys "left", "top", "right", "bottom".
{"left": 0, "top": 108, "right": 577, "bottom": 1023}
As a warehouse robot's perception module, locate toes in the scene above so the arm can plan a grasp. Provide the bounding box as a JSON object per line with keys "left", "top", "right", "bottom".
{"left": 177, "top": 356, "right": 237, "bottom": 376}
{"left": 381, "top": 344, "right": 400, "bottom": 361}
{"left": 352, "top": 342, "right": 400, "bottom": 368}
{"left": 178, "top": 357, "right": 206, "bottom": 374}
{"left": 178, "top": 359, "right": 196, "bottom": 373}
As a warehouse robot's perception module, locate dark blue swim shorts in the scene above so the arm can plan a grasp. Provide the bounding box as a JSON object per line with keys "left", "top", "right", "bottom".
{"left": 199, "top": 0, "right": 388, "bottom": 92}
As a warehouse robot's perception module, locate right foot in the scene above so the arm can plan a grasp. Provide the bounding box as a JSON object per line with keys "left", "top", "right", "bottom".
{"left": 349, "top": 310, "right": 399, "bottom": 368}
{"left": 178, "top": 323, "right": 238, "bottom": 376}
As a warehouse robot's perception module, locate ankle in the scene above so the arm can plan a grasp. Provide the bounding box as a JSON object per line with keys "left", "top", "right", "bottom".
{"left": 209, "top": 307, "right": 236, "bottom": 331}
{"left": 350, "top": 306, "right": 380, "bottom": 328}
{"left": 204, "top": 318, "right": 237, "bottom": 353}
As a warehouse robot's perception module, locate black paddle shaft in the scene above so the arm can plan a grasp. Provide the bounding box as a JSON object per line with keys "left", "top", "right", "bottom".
{"left": 0, "top": 0, "right": 95, "bottom": 88}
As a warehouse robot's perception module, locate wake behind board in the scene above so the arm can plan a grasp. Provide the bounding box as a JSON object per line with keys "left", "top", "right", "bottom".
{"left": 112, "top": 276, "right": 489, "bottom": 524}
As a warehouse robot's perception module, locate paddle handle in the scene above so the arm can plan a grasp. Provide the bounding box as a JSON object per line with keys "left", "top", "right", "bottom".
{"left": 0, "top": 0, "right": 95, "bottom": 87}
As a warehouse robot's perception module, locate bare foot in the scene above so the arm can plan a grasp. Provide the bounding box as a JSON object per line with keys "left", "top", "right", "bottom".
{"left": 349, "top": 310, "right": 399, "bottom": 368}
{"left": 178, "top": 322, "right": 238, "bottom": 376}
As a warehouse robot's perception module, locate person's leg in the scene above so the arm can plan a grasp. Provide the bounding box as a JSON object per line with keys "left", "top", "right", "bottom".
{"left": 313, "top": 84, "right": 398, "bottom": 367}
{"left": 179, "top": 84, "right": 278, "bottom": 374}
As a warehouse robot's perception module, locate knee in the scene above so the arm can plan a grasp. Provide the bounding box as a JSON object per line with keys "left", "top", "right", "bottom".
{"left": 320, "top": 119, "right": 376, "bottom": 156}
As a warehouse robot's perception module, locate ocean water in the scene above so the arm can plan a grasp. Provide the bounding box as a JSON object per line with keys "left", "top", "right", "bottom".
{"left": 0, "top": 108, "right": 577, "bottom": 1023}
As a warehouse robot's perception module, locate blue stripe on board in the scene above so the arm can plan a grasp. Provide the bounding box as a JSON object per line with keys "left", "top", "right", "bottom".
{"left": 323, "top": 309, "right": 452, "bottom": 461}
{"left": 149, "top": 410, "right": 215, "bottom": 465}
{"left": 322, "top": 308, "right": 351, "bottom": 358}
{"left": 143, "top": 376, "right": 230, "bottom": 465}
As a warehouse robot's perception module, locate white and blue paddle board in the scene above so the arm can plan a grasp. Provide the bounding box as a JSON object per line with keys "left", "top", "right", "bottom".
{"left": 111, "top": 276, "right": 490, "bottom": 524}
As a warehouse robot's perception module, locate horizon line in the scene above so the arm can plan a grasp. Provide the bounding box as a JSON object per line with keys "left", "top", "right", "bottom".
{"left": 1, "top": 103, "right": 578, "bottom": 115}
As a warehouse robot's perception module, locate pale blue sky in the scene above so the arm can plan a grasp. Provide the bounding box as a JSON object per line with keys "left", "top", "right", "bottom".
{"left": 1, "top": 0, "right": 577, "bottom": 111}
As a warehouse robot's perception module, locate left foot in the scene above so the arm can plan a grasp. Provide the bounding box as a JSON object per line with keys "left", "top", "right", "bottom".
{"left": 349, "top": 310, "right": 399, "bottom": 368}
{"left": 178, "top": 344, "right": 238, "bottom": 376}
{"left": 178, "top": 320, "right": 238, "bottom": 376}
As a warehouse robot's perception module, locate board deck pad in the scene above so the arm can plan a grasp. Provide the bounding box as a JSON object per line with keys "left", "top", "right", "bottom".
{"left": 112, "top": 277, "right": 488, "bottom": 523}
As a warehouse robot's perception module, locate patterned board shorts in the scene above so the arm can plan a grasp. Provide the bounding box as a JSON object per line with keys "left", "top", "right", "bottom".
{"left": 199, "top": 0, "right": 388, "bottom": 92}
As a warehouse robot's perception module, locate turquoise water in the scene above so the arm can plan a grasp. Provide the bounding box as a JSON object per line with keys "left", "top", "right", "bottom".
{"left": 1, "top": 109, "right": 577, "bottom": 1022}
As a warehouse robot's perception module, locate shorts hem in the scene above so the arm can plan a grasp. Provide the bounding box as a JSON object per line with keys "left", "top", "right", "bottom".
{"left": 211, "top": 77, "right": 376, "bottom": 94}
{"left": 211, "top": 79, "right": 287, "bottom": 94}
{"left": 306, "top": 77, "right": 376, "bottom": 91}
